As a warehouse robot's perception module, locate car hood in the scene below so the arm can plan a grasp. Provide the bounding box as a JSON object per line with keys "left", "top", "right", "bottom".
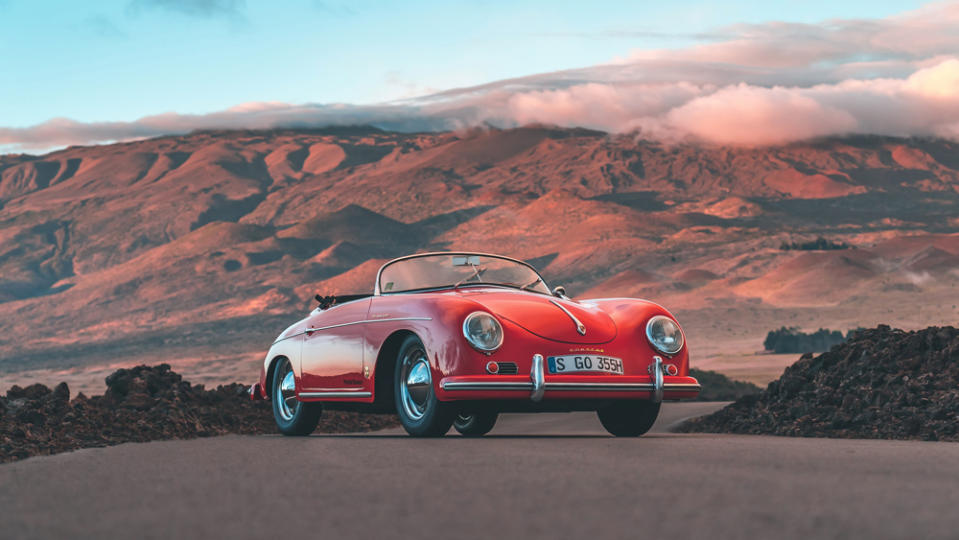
{"left": 458, "top": 289, "right": 617, "bottom": 344}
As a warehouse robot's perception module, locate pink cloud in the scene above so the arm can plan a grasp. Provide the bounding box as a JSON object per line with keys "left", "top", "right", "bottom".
{"left": 664, "top": 85, "right": 859, "bottom": 146}
{"left": 4, "top": 2, "right": 959, "bottom": 151}
{"left": 505, "top": 82, "right": 707, "bottom": 133}
{"left": 905, "top": 58, "right": 959, "bottom": 99}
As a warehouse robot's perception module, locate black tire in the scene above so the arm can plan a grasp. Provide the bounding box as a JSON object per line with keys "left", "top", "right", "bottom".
{"left": 394, "top": 335, "right": 455, "bottom": 437}
{"left": 597, "top": 400, "right": 661, "bottom": 437}
{"left": 453, "top": 411, "right": 498, "bottom": 437}
{"left": 271, "top": 358, "right": 323, "bottom": 436}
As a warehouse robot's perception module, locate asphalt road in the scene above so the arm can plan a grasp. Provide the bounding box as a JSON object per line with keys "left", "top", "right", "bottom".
{"left": 3, "top": 402, "right": 959, "bottom": 540}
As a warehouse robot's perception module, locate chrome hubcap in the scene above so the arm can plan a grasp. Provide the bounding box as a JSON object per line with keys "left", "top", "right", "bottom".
{"left": 400, "top": 350, "right": 432, "bottom": 421}
{"left": 275, "top": 363, "right": 299, "bottom": 422}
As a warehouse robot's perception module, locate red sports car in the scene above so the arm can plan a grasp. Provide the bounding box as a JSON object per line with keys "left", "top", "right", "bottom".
{"left": 251, "top": 252, "right": 700, "bottom": 437}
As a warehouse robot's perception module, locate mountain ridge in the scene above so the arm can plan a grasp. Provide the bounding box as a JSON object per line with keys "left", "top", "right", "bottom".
{"left": 1, "top": 126, "right": 958, "bottom": 389}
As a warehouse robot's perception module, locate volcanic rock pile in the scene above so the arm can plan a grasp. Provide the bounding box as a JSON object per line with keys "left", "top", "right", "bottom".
{"left": 680, "top": 326, "right": 959, "bottom": 441}
{"left": 0, "top": 364, "right": 397, "bottom": 463}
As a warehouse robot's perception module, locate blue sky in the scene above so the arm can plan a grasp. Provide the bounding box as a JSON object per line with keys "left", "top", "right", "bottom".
{"left": 0, "top": 0, "right": 929, "bottom": 130}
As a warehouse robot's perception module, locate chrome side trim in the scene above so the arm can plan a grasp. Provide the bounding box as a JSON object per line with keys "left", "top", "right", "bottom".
{"left": 310, "top": 317, "right": 433, "bottom": 332}
{"left": 547, "top": 382, "right": 701, "bottom": 391}
{"left": 530, "top": 354, "right": 545, "bottom": 402}
{"left": 441, "top": 381, "right": 701, "bottom": 392}
{"left": 273, "top": 317, "right": 433, "bottom": 344}
{"left": 661, "top": 383, "right": 702, "bottom": 389}
{"left": 543, "top": 383, "right": 655, "bottom": 391}
{"left": 549, "top": 299, "right": 587, "bottom": 336}
{"left": 299, "top": 391, "right": 372, "bottom": 399}
{"left": 441, "top": 382, "right": 535, "bottom": 391}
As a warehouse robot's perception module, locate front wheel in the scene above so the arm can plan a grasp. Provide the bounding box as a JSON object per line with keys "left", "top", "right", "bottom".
{"left": 394, "top": 335, "right": 455, "bottom": 437}
{"left": 271, "top": 358, "right": 323, "bottom": 436}
{"left": 453, "top": 411, "right": 498, "bottom": 437}
{"left": 597, "top": 401, "right": 660, "bottom": 437}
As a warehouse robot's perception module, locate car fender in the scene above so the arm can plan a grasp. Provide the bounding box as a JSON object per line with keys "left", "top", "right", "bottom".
{"left": 255, "top": 318, "right": 308, "bottom": 400}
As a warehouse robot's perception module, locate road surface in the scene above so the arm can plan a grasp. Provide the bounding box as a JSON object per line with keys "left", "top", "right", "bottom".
{"left": 2, "top": 402, "right": 959, "bottom": 539}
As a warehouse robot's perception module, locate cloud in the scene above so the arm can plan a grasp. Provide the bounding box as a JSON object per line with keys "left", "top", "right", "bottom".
{"left": 127, "top": 0, "right": 245, "bottom": 19}
{"left": 665, "top": 85, "right": 859, "bottom": 146}
{"left": 5, "top": 1, "right": 959, "bottom": 151}
{"left": 0, "top": 105, "right": 460, "bottom": 150}
{"left": 905, "top": 58, "right": 959, "bottom": 98}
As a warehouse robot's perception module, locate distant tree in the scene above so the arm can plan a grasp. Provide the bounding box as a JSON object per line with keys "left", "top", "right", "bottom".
{"left": 780, "top": 236, "right": 851, "bottom": 251}
{"left": 763, "top": 327, "right": 847, "bottom": 353}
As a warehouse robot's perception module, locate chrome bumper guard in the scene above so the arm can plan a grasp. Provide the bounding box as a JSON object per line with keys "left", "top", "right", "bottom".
{"left": 531, "top": 354, "right": 545, "bottom": 402}
{"left": 440, "top": 353, "right": 700, "bottom": 402}
{"left": 652, "top": 355, "right": 664, "bottom": 403}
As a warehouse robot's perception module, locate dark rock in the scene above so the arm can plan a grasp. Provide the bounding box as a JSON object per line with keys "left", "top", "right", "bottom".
{"left": 679, "top": 325, "right": 959, "bottom": 442}
{"left": 7, "top": 384, "right": 51, "bottom": 400}
{"left": 1, "top": 364, "right": 398, "bottom": 463}
{"left": 52, "top": 382, "right": 70, "bottom": 403}
{"left": 17, "top": 409, "right": 45, "bottom": 426}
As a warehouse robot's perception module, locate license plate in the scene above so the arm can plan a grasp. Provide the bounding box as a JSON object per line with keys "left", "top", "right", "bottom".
{"left": 547, "top": 355, "right": 624, "bottom": 375}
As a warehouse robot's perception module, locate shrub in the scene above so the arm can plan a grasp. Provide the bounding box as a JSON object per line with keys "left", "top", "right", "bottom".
{"left": 763, "top": 327, "right": 848, "bottom": 353}
{"left": 689, "top": 369, "right": 761, "bottom": 401}
{"left": 780, "top": 236, "right": 851, "bottom": 251}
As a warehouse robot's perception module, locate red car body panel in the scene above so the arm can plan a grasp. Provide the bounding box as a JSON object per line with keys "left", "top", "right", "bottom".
{"left": 256, "top": 283, "right": 700, "bottom": 406}
{"left": 466, "top": 291, "right": 618, "bottom": 344}
{"left": 300, "top": 298, "right": 370, "bottom": 392}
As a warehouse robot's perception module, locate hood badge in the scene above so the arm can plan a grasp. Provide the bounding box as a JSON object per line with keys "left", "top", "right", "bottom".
{"left": 549, "top": 299, "right": 587, "bottom": 336}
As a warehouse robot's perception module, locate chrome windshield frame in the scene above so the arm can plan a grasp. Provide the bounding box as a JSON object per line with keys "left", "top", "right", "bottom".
{"left": 373, "top": 252, "right": 548, "bottom": 296}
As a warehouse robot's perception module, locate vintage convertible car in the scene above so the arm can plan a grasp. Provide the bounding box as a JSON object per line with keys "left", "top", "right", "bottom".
{"left": 251, "top": 252, "right": 700, "bottom": 437}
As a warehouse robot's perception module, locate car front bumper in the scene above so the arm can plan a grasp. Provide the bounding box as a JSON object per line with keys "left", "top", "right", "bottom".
{"left": 439, "top": 354, "right": 701, "bottom": 402}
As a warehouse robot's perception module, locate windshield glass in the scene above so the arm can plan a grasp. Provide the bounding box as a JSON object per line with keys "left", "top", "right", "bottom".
{"left": 378, "top": 254, "right": 550, "bottom": 294}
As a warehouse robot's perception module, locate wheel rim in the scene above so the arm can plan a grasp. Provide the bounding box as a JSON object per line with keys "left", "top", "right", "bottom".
{"left": 275, "top": 362, "right": 299, "bottom": 422}
{"left": 400, "top": 349, "right": 432, "bottom": 421}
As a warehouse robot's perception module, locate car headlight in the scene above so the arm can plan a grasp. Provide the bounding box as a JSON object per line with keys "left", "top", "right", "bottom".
{"left": 463, "top": 312, "right": 504, "bottom": 352}
{"left": 646, "top": 315, "right": 684, "bottom": 355}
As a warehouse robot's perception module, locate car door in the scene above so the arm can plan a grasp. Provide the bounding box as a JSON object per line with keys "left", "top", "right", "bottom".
{"left": 299, "top": 298, "right": 371, "bottom": 391}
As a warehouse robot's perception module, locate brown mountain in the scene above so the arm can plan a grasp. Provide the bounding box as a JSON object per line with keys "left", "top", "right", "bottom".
{"left": 2, "top": 126, "right": 958, "bottom": 391}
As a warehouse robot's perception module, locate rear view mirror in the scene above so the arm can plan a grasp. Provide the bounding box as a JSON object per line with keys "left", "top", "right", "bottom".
{"left": 452, "top": 255, "right": 481, "bottom": 266}
{"left": 552, "top": 286, "right": 567, "bottom": 298}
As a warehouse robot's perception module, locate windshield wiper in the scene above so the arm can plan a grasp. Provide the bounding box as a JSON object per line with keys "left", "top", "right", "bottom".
{"left": 453, "top": 264, "right": 486, "bottom": 288}
{"left": 520, "top": 276, "right": 544, "bottom": 291}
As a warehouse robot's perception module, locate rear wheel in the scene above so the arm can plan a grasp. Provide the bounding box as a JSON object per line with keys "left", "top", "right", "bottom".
{"left": 453, "top": 411, "right": 498, "bottom": 437}
{"left": 394, "top": 335, "right": 455, "bottom": 437}
{"left": 597, "top": 401, "right": 660, "bottom": 437}
{"left": 271, "top": 358, "right": 323, "bottom": 436}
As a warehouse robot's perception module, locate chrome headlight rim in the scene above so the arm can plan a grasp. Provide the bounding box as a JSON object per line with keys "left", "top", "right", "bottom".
{"left": 645, "top": 315, "right": 685, "bottom": 356}
{"left": 462, "top": 311, "right": 504, "bottom": 352}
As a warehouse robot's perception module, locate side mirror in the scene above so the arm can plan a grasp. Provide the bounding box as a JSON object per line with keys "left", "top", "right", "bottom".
{"left": 552, "top": 286, "right": 567, "bottom": 298}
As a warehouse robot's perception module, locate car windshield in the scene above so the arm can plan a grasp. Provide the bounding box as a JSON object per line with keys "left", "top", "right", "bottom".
{"left": 378, "top": 254, "right": 550, "bottom": 295}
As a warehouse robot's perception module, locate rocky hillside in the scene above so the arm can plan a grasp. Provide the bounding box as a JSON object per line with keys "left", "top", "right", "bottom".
{"left": 680, "top": 326, "right": 959, "bottom": 441}
{"left": 1, "top": 127, "right": 959, "bottom": 381}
